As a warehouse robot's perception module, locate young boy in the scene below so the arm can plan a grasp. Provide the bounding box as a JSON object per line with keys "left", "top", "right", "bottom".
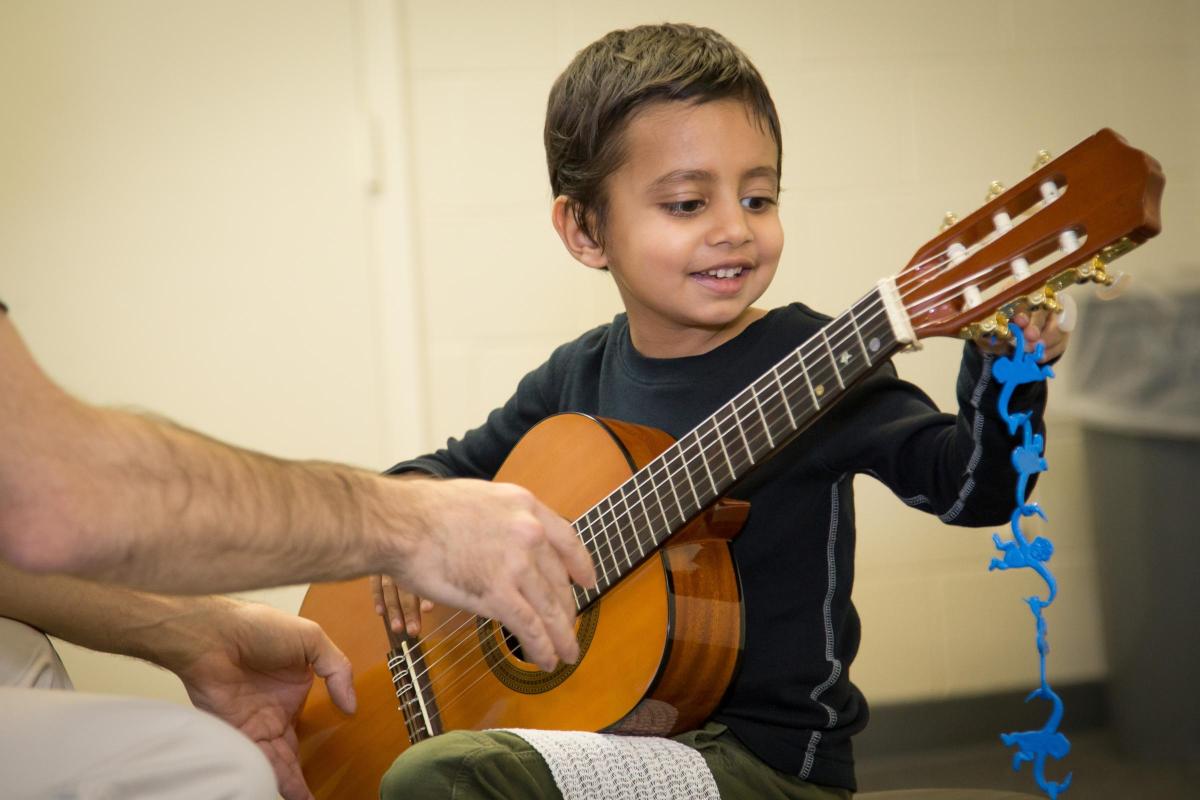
{"left": 378, "top": 22, "right": 1066, "bottom": 800}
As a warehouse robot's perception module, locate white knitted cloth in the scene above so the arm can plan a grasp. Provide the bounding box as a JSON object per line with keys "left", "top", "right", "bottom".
{"left": 502, "top": 728, "right": 721, "bottom": 800}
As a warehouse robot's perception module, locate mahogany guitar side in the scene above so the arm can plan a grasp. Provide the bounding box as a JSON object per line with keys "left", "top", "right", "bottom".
{"left": 296, "top": 413, "right": 746, "bottom": 799}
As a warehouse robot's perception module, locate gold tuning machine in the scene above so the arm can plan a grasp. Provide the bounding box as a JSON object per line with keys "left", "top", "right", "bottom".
{"left": 1031, "top": 149, "right": 1052, "bottom": 172}
{"left": 940, "top": 211, "right": 958, "bottom": 232}
{"left": 962, "top": 311, "right": 1015, "bottom": 341}
{"left": 1081, "top": 255, "right": 1115, "bottom": 286}
{"left": 1028, "top": 285, "right": 1064, "bottom": 314}
{"left": 985, "top": 181, "right": 1006, "bottom": 202}
{"left": 1078, "top": 240, "right": 1136, "bottom": 301}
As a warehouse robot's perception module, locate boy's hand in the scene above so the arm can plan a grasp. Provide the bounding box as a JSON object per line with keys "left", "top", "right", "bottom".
{"left": 371, "top": 574, "right": 433, "bottom": 638}
{"left": 973, "top": 305, "right": 1071, "bottom": 364}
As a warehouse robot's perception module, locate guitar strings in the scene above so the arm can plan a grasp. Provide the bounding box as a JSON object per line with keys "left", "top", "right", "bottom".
{"left": 424, "top": 310, "right": 905, "bottom": 718}
{"left": 406, "top": 303, "right": 905, "bottom": 713}
{"left": 396, "top": 234, "right": 987, "bottom": 660}
{"left": 400, "top": 240, "right": 1026, "bottom": 706}
{"left": 400, "top": 219, "right": 1071, "bottom": 711}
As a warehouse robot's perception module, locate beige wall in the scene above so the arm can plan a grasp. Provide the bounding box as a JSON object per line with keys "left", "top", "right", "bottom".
{"left": 1, "top": 0, "right": 1196, "bottom": 710}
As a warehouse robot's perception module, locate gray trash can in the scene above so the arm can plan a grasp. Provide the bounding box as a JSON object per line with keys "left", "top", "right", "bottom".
{"left": 1064, "top": 289, "right": 1200, "bottom": 763}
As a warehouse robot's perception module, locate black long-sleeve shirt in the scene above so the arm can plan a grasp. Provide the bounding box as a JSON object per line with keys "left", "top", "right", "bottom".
{"left": 389, "top": 303, "right": 1047, "bottom": 791}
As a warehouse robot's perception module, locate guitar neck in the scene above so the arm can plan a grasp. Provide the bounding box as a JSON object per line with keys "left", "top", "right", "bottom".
{"left": 573, "top": 285, "right": 907, "bottom": 608}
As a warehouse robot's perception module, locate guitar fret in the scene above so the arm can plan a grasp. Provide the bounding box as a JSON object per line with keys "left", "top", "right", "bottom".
{"left": 633, "top": 472, "right": 665, "bottom": 545}
{"left": 771, "top": 365, "right": 797, "bottom": 429}
{"left": 679, "top": 435, "right": 704, "bottom": 508}
{"left": 588, "top": 505, "right": 614, "bottom": 587}
{"left": 750, "top": 382, "right": 774, "bottom": 449}
{"left": 848, "top": 300, "right": 872, "bottom": 362}
{"left": 711, "top": 416, "right": 735, "bottom": 479}
{"left": 623, "top": 482, "right": 651, "bottom": 556}
{"left": 729, "top": 398, "right": 756, "bottom": 466}
{"left": 598, "top": 499, "right": 626, "bottom": 571}
{"left": 656, "top": 456, "right": 687, "bottom": 525}
{"left": 799, "top": 348, "right": 821, "bottom": 409}
{"left": 607, "top": 497, "right": 633, "bottom": 569}
{"left": 649, "top": 468, "right": 673, "bottom": 530}
{"left": 695, "top": 428, "right": 721, "bottom": 494}
{"left": 821, "top": 328, "right": 846, "bottom": 389}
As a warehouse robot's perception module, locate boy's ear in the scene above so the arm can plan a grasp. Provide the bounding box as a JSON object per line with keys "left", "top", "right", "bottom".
{"left": 551, "top": 196, "right": 607, "bottom": 270}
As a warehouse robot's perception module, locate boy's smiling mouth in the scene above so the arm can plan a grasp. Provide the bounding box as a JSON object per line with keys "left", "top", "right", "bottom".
{"left": 690, "top": 261, "right": 754, "bottom": 293}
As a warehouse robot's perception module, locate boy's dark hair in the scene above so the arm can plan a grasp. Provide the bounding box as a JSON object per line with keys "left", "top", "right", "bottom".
{"left": 545, "top": 23, "right": 782, "bottom": 247}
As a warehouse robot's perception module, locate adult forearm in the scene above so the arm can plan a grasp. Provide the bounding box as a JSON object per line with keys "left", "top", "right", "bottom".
{"left": 0, "top": 310, "right": 417, "bottom": 591}
{"left": 10, "top": 401, "right": 421, "bottom": 592}
{"left": 0, "top": 560, "right": 228, "bottom": 670}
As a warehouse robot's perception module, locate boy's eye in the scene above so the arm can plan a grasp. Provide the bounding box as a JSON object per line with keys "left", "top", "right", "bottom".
{"left": 741, "top": 196, "right": 777, "bottom": 211}
{"left": 663, "top": 199, "right": 705, "bottom": 216}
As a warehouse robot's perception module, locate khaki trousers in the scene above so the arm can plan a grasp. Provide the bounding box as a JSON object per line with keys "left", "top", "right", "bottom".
{"left": 0, "top": 617, "right": 277, "bottom": 800}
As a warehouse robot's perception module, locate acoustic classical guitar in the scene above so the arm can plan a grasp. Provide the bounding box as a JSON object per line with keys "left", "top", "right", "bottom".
{"left": 295, "top": 128, "right": 1163, "bottom": 798}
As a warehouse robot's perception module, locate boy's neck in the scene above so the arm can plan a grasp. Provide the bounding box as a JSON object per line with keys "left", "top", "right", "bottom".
{"left": 627, "top": 307, "right": 769, "bottom": 359}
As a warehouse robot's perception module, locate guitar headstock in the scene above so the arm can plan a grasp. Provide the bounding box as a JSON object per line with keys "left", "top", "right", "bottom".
{"left": 898, "top": 129, "right": 1164, "bottom": 341}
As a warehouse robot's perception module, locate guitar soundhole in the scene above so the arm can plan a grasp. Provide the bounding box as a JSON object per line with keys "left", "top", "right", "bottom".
{"left": 498, "top": 625, "right": 527, "bottom": 662}
{"left": 477, "top": 604, "right": 601, "bottom": 694}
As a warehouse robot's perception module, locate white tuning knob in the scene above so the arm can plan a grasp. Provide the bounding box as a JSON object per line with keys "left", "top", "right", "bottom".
{"left": 1056, "top": 293, "right": 1078, "bottom": 333}
{"left": 1095, "top": 270, "right": 1133, "bottom": 301}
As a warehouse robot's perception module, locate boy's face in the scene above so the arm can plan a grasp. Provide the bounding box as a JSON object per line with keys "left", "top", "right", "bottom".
{"left": 596, "top": 98, "right": 782, "bottom": 355}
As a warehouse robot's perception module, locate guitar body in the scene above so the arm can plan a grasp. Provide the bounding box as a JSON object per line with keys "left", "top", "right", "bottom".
{"left": 296, "top": 413, "right": 747, "bottom": 799}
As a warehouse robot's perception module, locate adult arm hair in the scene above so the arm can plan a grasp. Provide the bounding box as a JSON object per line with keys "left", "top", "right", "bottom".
{"left": 0, "top": 312, "right": 423, "bottom": 593}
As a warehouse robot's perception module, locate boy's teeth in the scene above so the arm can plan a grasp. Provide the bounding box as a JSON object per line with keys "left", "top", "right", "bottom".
{"left": 703, "top": 267, "right": 744, "bottom": 278}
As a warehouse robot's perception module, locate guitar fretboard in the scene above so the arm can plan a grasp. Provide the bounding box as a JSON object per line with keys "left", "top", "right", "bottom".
{"left": 572, "top": 287, "right": 904, "bottom": 609}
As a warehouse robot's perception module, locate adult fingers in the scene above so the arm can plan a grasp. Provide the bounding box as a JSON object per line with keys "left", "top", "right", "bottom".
{"left": 518, "top": 553, "right": 579, "bottom": 668}
{"left": 302, "top": 622, "right": 356, "bottom": 715}
{"left": 504, "top": 593, "right": 559, "bottom": 672}
{"left": 263, "top": 736, "right": 312, "bottom": 800}
{"left": 534, "top": 504, "right": 597, "bottom": 589}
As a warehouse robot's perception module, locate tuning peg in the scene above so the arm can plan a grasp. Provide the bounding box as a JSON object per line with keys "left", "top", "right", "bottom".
{"left": 1095, "top": 270, "right": 1133, "bottom": 301}
{"left": 985, "top": 181, "right": 1006, "bottom": 202}
{"left": 977, "top": 311, "right": 1015, "bottom": 340}
{"left": 1031, "top": 149, "right": 1052, "bottom": 172}
{"left": 940, "top": 212, "right": 958, "bottom": 232}
{"left": 1026, "top": 285, "right": 1063, "bottom": 314}
{"left": 1056, "top": 293, "right": 1078, "bottom": 333}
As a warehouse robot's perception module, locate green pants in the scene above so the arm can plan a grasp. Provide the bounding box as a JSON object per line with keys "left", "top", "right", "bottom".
{"left": 380, "top": 722, "right": 851, "bottom": 800}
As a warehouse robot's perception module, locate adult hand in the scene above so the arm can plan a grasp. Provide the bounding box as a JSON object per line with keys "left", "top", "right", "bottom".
{"left": 168, "top": 600, "right": 355, "bottom": 800}
{"left": 381, "top": 478, "right": 596, "bottom": 672}
{"left": 974, "top": 307, "right": 1070, "bottom": 363}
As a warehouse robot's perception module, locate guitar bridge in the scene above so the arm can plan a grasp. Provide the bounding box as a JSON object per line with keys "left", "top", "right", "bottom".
{"left": 388, "top": 638, "right": 443, "bottom": 745}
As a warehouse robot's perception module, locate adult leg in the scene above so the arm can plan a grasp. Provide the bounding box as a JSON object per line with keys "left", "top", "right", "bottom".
{"left": 0, "top": 617, "right": 277, "bottom": 800}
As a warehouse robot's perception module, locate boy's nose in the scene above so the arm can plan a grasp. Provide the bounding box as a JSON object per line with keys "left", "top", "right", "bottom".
{"left": 705, "top": 202, "right": 754, "bottom": 248}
